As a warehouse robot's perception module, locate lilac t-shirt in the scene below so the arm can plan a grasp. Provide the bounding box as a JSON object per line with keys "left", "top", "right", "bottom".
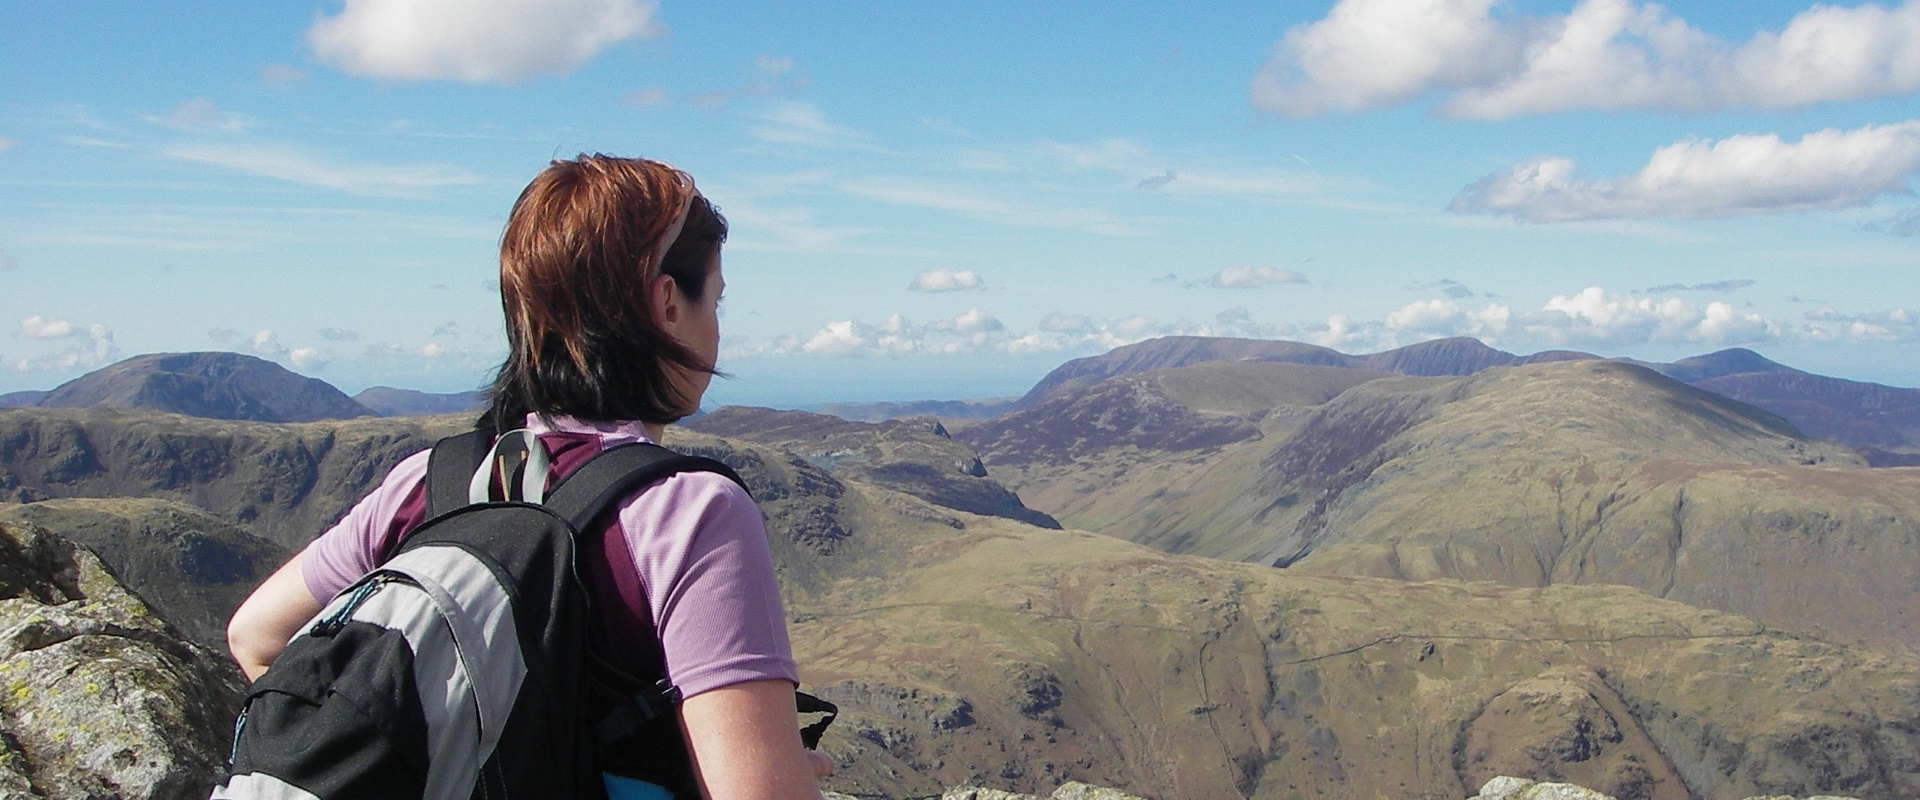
{"left": 301, "top": 415, "right": 797, "bottom": 699}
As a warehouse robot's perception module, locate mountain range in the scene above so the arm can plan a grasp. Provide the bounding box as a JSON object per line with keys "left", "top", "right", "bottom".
{"left": 6, "top": 406, "right": 1919, "bottom": 798}
{"left": 5, "top": 337, "right": 1920, "bottom": 798}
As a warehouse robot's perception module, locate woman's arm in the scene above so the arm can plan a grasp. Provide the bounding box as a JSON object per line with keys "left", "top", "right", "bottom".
{"left": 680, "top": 679, "right": 828, "bottom": 799}
{"left": 227, "top": 551, "right": 324, "bottom": 682}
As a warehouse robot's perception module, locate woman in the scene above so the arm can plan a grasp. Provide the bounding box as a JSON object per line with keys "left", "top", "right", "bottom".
{"left": 227, "top": 154, "right": 828, "bottom": 799}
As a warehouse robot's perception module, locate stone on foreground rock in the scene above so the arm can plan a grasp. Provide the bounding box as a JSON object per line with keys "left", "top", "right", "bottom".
{"left": 924, "top": 781, "right": 1145, "bottom": 800}
{"left": 1469, "top": 775, "right": 1866, "bottom": 800}
{"left": 0, "top": 519, "right": 241, "bottom": 800}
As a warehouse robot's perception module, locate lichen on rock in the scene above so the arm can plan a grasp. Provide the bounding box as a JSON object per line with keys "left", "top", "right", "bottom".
{"left": 0, "top": 519, "right": 242, "bottom": 800}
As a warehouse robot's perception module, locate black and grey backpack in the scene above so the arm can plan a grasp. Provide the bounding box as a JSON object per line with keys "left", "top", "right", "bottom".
{"left": 211, "top": 429, "right": 833, "bottom": 800}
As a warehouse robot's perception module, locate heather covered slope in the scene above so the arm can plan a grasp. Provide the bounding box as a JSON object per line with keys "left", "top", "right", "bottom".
{"left": 967, "top": 359, "right": 1920, "bottom": 649}
{"left": 36, "top": 352, "right": 374, "bottom": 422}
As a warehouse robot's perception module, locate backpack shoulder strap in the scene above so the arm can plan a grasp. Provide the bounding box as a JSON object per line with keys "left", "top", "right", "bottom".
{"left": 425, "top": 429, "right": 492, "bottom": 519}
{"left": 543, "top": 442, "right": 746, "bottom": 532}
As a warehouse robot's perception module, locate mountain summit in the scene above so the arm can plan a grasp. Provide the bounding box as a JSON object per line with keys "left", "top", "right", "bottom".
{"left": 35, "top": 352, "right": 373, "bottom": 423}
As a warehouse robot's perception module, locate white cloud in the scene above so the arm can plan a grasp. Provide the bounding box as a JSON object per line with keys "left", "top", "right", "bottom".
{"left": 1255, "top": 0, "right": 1920, "bottom": 118}
{"left": 1452, "top": 122, "right": 1920, "bottom": 221}
{"left": 162, "top": 144, "right": 482, "bottom": 197}
{"left": 1519, "top": 287, "right": 1779, "bottom": 347}
{"left": 367, "top": 341, "right": 458, "bottom": 359}
{"left": 289, "top": 348, "right": 329, "bottom": 371}
{"left": 16, "top": 316, "right": 77, "bottom": 340}
{"left": 0, "top": 138, "right": 16, "bottom": 153}
{"left": 909, "top": 269, "right": 984, "bottom": 292}
{"left": 933, "top": 308, "right": 1004, "bottom": 334}
{"left": 318, "top": 327, "right": 361, "bottom": 342}
{"left": 1299, "top": 287, "right": 1789, "bottom": 352}
{"left": 148, "top": 98, "right": 252, "bottom": 132}
{"left": 13, "top": 324, "right": 118, "bottom": 374}
{"left": 308, "top": 0, "right": 661, "bottom": 84}
{"left": 750, "top": 101, "right": 865, "bottom": 148}
{"left": 1804, "top": 307, "right": 1920, "bottom": 342}
{"left": 741, "top": 307, "right": 1297, "bottom": 360}
{"left": 248, "top": 329, "right": 288, "bottom": 359}
{"left": 1209, "top": 266, "right": 1308, "bottom": 289}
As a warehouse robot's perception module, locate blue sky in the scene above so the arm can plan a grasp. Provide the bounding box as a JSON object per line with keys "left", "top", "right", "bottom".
{"left": 3, "top": 0, "right": 1918, "bottom": 407}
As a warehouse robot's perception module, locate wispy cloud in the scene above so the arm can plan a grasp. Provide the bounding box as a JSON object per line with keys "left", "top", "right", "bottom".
{"left": 749, "top": 101, "right": 868, "bottom": 148}
{"left": 623, "top": 87, "right": 670, "bottom": 109}
{"left": 840, "top": 177, "right": 1141, "bottom": 236}
{"left": 308, "top": 0, "right": 662, "bottom": 84}
{"left": 909, "top": 268, "right": 984, "bottom": 292}
{"left": 1641, "top": 279, "right": 1756, "bottom": 293}
{"left": 0, "top": 138, "right": 16, "bottom": 153}
{"left": 0, "top": 251, "right": 15, "bottom": 271}
{"left": 1862, "top": 205, "right": 1920, "bottom": 237}
{"left": 146, "top": 98, "right": 253, "bottom": 132}
{"left": 1451, "top": 122, "right": 1920, "bottom": 221}
{"left": 161, "top": 143, "right": 483, "bottom": 196}
{"left": 260, "top": 64, "right": 308, "bottom": 88}
{"left": 716, "top": 202, "right": 916, "bottom": 255}
{"left": 1208, "top": 266, "right": 1307, "bottom": 289}
{"left": 1256, "top": 0, "right": 1920, "bottom": 118}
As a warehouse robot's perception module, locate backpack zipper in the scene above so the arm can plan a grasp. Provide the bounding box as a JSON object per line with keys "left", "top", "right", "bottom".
{"left": 310, "top": 574, "right": 398, "bottom": 637}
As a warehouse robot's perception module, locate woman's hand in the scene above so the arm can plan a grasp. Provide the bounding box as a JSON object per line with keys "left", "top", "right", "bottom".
{"left": 680, "top": 679, "right": 826, "bottom": 799}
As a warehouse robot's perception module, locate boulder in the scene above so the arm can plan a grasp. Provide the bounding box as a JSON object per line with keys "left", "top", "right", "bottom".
{"left": 0, "top": 519, "right": 242, "bottom": 799}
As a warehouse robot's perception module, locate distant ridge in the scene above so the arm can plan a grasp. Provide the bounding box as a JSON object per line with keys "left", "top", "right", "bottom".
{"left": 0, "top": 390, "right": 48, "bottom": 408}
{"left": 353, "top": 386, "right": 487, "bottom": 417}
{"left": 34, "top": 352, "right": 373, "bottom": 423}
{"left": 813, "top": 397, "right": 1015, "bottom": 423}
{"left": 1642, "top": 347, "right": 1802, "bottom": 383}
{"left": 1016, "top": 336, "right": 1595, "bottom": 409}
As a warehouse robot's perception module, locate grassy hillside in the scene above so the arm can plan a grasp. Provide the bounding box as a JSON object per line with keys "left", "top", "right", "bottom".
{"left": 968, "top": 359, "right": 1920, "bottom": 650}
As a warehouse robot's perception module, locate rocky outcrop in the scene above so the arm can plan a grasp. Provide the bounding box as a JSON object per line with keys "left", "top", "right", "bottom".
{"left": 0, "top": 499, "right": 287, "bottom": 650}
{"left": 0, "top": 519, "right": 241, "bottom": 799}
{"left": 1466, "top": 774, "right": 1864, "bottom": 800}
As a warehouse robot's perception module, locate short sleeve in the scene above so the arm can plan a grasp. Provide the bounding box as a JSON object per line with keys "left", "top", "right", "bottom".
{"left": 300, "top": 449, "right": 433, "bottom": 602}
{"left": 616, "top": 470, "right": 797, "bottom": 699}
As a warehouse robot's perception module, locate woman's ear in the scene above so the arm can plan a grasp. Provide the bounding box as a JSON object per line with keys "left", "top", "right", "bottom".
{"left": 649, "top": 273, "right": 683, "bottom": 326}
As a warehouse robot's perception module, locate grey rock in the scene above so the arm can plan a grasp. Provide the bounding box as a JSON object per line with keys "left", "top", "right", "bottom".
{"left": 0, "top": 519, "right": 242, "bottom": 800}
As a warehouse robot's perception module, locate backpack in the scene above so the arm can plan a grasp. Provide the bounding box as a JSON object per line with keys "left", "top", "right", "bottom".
{"left": 212, "top": 429, "right": 832, "bottom": 800}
